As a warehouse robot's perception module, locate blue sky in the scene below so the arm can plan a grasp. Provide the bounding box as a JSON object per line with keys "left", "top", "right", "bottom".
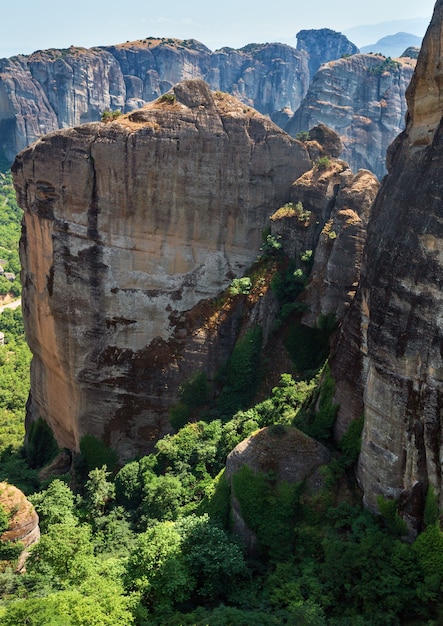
{"left": 1, "top": 0, "right": 437, "bottom": 58}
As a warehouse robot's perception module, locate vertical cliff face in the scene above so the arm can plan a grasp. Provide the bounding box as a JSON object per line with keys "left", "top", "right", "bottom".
{"left": 0, "top": 40, "right": 310, "bottom": 164}
{"left": 285, "top": 53, "right": 415, "bottom": 179}
{"left": 270, "top": 158, "right": 379, "bottom": 327}
{"left": 0, "top": 57, "right": 59, "bottom": 165}
{"left": 13, "top": 80, "right": 310, "bottom": 460}
{"left": 332, "top": 0, "right": 443, "bottom": 531}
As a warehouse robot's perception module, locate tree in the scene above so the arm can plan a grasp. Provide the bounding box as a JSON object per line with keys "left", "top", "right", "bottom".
{"left": 176, "top": 514, "right": 248, "bottom": 601}
{"left": 0, "top": 576, "right": 134, "bottom": 625}
{"left": 29, "top": 480, "right": 78, "bottom": 532}
{"left": 84, "top": 466, "right": 115, "bottom": 518}
{"left": 26, "top": 523, "right": 96, "bottom": 589}
{"left": 124, "top": 521, "right": 193, "bottom": 611}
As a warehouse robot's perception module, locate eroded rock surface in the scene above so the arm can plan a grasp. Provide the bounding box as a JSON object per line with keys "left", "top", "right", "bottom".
{"left": 270, "top": 156, "right": 379, "bottom": 327}
{"left": 225, "top": 426, "right": 330, "bottom": 550}
{"left": 0, "top": 40, "right": 310, "bottom": 163}
{"left": 285, "top": 53, "right": 415, "bottom": 179}
{"left": 0, "top": 482, "right": 40, "bottom": 570}
{"left": 13, "top": 79, "right": 310, "bottom": 460}
{"left": 296, "top": 28, "right": 359, "bottom": 79}
{"left": 331, "top": 0, "right": 443, "bottom": 532}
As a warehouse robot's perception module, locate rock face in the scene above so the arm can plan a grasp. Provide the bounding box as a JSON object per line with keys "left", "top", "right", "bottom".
{"left": 270, "top": 156, "right": 379, "bottom": 327}
{"left": 13, "top": 79, "right": 310, "bottom": 460}
{"left": 0, "top": 39, "right": 310, "bottom": 163}
{"left": 296, "top": 29, "right": 359, "bottom": 79}
{"left": 225, "top": 426, "right": 330, "bottom": 550}
{"left": 285, "top": 53, "right": 415, "bottom": 179}
{"left": 331, "top": 0, "right": 443, "bottom": 532}
{"left": 0, "top": 482, "right": 40, "bottom": 570}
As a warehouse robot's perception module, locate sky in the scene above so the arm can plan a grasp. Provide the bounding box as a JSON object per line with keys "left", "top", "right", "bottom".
{"left": 1, "top": 0, "right": 437, "bottom": 59}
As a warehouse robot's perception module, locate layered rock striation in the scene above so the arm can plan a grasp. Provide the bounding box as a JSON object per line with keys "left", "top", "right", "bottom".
{"left": 285, "top": 53, "right": 415, "bottom": 179}
{"left": 13, "top": 79, "right": 310, "bottom": 459}
{"left": 331, "top": 0, "right": 443, "bottom": 532}
{"left": 0, "top": 39, "right": 310, "bottom": 163}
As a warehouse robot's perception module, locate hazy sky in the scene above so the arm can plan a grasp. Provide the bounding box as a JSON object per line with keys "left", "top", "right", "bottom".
{"left": 1, "top": 0, "right": 437, "bottom": 58}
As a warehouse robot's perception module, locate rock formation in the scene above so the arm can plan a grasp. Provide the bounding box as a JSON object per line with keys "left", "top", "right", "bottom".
{"left": 1, "top": 33, "right": 412, "bottom": 183}
{"left": 331, "top": 0, "right": 443, "bottom": 532}
{"left": 0, "top": 482, "right": 40, "bottom": 570}
{"left": 225, "top": 426, "right": 330, "bottom": 551}
{"left": 13, "top": 79, "right": 311, "bottom": 460}
{"left": 270, "top": 144, "right": 379, "bottom": 327}
{"left": 0, "top": 39, "right": 310, "bottom": 164}
{"left": 285, "top": 53, "right": 415, "bottom": 179}
{"left": 296, "top": 28, "right": 359, "bottom": 79}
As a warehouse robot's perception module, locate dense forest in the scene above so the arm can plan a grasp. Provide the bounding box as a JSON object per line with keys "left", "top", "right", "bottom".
{"left": 1, "top": 172, "right": 443, "bottom": 625}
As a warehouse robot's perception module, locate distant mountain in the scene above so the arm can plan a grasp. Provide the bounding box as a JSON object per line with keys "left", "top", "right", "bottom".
{"left": 360, "top": 32, "right": 423, "bottom": 57}
{"left": 344, "top": 17, "right": 429, "bottom": 47}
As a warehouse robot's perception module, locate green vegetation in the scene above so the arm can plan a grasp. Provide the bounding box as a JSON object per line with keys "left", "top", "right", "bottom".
{"left": 296, "top": 130, "right": 310, "bottom": 142}
{"left": 0, "top": 172, "right": 21, "bottom": 297}
{"left": 0, "top": 167, "right": 443, "bottom": 625}
{"left": 367, "top": 56, "right": 401, "bottom": 75}
{"left": 158, "top": 92, "right": 176, "bottom": 103}
{"left": 100, "top": 109, "right": 122, "bottom": 122}
{"left": 229, "top": 276, "right": 252, "bottom": 296}
{"left": 314, "top": 155, "right": 331, "bottom": 170}
{"left": 271, "top": 201, "right": 311, "bottom": 224}
{"left": 216, "top": 326, "right": 263, "bottom": 417}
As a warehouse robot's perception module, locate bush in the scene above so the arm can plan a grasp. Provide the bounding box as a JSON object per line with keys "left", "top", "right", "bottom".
{"left": 159, "top": 92, "right": 176, "bottom": 103}
{"left": 217, "top": 326, "right": 263, "bottom": 417}
{"left": 26, "top": 418, "right": 59, "bottom": 469}
{"left": 232, "top": 465, "right": 303, "bottom": 560}
{"left": 339, "top": 415, "right": 364, "bottom": 466}
{"left": 77, "top": 434, "right": 118, "bottom": 476}
{"left": 229, "top": 277, "right": 252, "bottom": 296}
{"left": 314, "top": 156, "right": 331, "bottom": 170}
{"left": 101, "top": 109, "right": 122, "bottom": 122}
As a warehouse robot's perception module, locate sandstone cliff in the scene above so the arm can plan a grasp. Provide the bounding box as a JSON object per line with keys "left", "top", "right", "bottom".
{"left": 331, "top": 0, "right": 443, "bottom": 532}
{"left": 270, "top": 142, "right": 379, "bottom": 327}
{"left": 13, "top": 80, "right": 311, "bottom": 460}
{"left": 0, "top": 39, "right": 309, "bottom": 164}
{"left": 0, "top": 482, "right": 40, "bottom": 570}
{"left": 285, "top": 53, "right": 415, "bottom": 179}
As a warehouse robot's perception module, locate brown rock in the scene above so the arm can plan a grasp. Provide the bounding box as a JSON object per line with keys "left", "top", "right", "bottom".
{"left": 225, "top": 426, "right": 330, "bottom": 551}
{"left": 0, "top": 40, "right": 310, "bottom": 163}
{"left": 0, "top": 482, "right": 40, "bottom": 570}
{"left": 225, "top": 426, "right": 330, "bottom": 483}
{"left": 13, "top": 79, "right": 310, "bottom": 460}
{"left": 331, "top": 0, "right": 443, "bottom": 532}
{"left": 270, "top": 158, "right": 379, "bottom": 327}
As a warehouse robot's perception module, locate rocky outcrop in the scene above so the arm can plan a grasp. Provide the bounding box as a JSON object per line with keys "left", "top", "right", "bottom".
{"left": 285, "top": 53, "right": 415, "bottom": 179}
{"left": 225, "top": 426, "right": 330, "bottom": 550}
{"left": 13, "top": 79, "right": 311, "bottom": 460}
{"left": 296, "top": 29, "right": 359, "bottom": 79}
{"left": 0, "top": 482, "right": 40, "bottom": 570}
{"left": 270, "top": 156, "right": 379, "bottom": 327}
{"left": 331, "top": 0, "right": 443, "bottom": 533}
{"left": 0, "top": 39, "right": 310, "bottom": 163}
